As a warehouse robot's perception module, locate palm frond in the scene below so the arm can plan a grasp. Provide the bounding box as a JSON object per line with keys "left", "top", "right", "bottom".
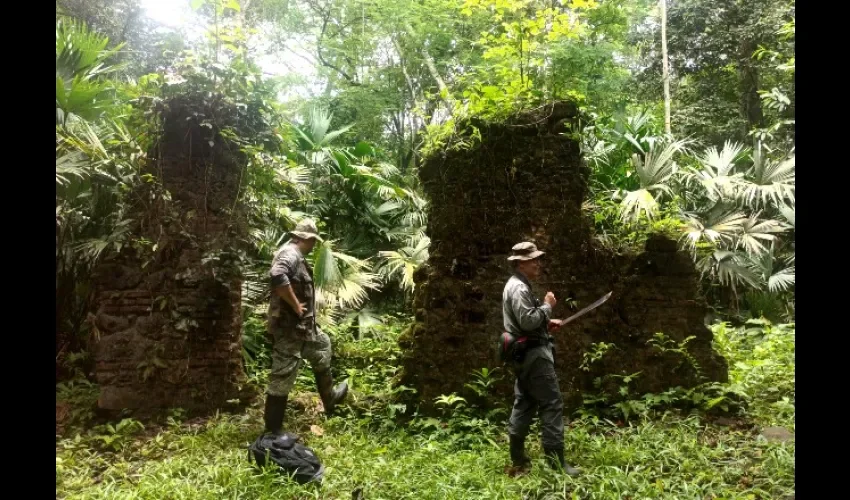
{"left": 697, "top": 250, "right": 762, "bottom": 291}
{"left": 343, "top": 307, "right": 384, "bottom": 339}
{"left": 767, "top": 266, "right": 795, "bottom": 293}
{"left": 698, "top": 140, "right": 746, "bottom": 177}
{"left": 617, "top": 138, "right": 688, "bottom": 223}
{"left": 276, "top": 163, "right": 309, "bottom": 190}
{"left": 619, "top": 188, "right": 658, "bottom": 223}
{"left": 72, "top": 218, "right": 133, "bottom": 264}
{"left": 56, "top": 150, "right": 89, "bottom": 186}
{"left": 736, "top": 213, "right": 787, "bottom": 256}
{"left": 583, "top": 139, "right": 616, "bottom": 168}
{"left": 778, "top": 204, "right": 795, "bottom": 228}
{"left": 635, "top": 138, "right": 689, "bottom": 188}
{"left": 250, "top": 227, "right": 288, "bottom": 261}
{"left": 623, "top": 110, "right": 656, "bottom": 137}
{"left": 375, "top": 200, "right": 404, "bottom": 216}
{"left": 386, "top": 226, "right": 429, "bottom": 247}
{"left": 747, "top": 248, "right": 795, "bottom": 293}
{"left": 681, "top": 210, "right": 747, "bottom": 250}
{"left": 308, "top": 107, "right": 333, "bottom": 146}
{"left": 739, "top": 142, "right": 795, "bottom": 208}
{"left": 312, "top": 241, "right": 344, "bottom": 292}
{"left": 311, "top": 240, "right": 381, "bottom": 312}
{"left": 683, "top": 141, "right": 747, "bottom": 202}
{"left": 377, "top": 236, "right": 430, "bottom": 292}
{"left": 56, "top": 18, "right": 125, "bottom": 124}
{"left": 301, "top": 107, "right": 355, "bottom": 147}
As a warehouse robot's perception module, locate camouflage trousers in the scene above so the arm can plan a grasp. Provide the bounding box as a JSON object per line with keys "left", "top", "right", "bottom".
{"left": 507, "top": 353, "right": 565, "bottom": 450}
{"left": 266, "top": 328, "right": 333, "bottom": 397}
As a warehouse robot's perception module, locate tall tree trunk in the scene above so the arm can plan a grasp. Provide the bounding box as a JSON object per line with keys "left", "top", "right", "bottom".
{"left": 660, "top": 0, "right": 672, "bottom": 135}
{"left": 403, "top": 22, "right": 453, "bottom": 113}
{"left": 737, "top": 40, "right": 764, "bottom": 134}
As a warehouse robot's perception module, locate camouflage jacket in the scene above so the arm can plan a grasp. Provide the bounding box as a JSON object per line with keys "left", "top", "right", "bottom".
{"left": 267, "top": 242, "right": 317, "bottom": 341}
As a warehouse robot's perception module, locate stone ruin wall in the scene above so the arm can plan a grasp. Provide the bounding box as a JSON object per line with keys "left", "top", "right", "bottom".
{"left": 91, "top": 95, "right": 248, "bottom": 411}
{"left": 399, "top": 102, "right": 728, "bottom": 411}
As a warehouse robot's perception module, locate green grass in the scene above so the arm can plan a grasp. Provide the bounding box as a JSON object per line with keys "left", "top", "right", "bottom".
{"left": 57, "top": 320, "right": 795, "bottom": 499}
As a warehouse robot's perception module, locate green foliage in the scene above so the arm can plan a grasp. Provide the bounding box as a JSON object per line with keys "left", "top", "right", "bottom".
{"left": 579, "top": 341, "right": 616, "bottom": 371}
{"left": 586, "top": 193, "right": 684, "bottom": 253}
{"left": 464, "top": 367, "right": 503, "bottom": 399}
{"left": 377, "top": 235, "right": 430, "bottom": 293}
{"left": 57, "top": 312, "right": 794, "bottom": 499}
{"left": 89, "top": 419, "right": 146, "bottom": 452}
{"left": 576, "top": 321, "right": 793, "bottom": 429}
{"left": 635, "top": 0, "right": 795, "bottom": 147}
{"left": 583, "top": 106, "right": 794, "bottom": 317}
{"left": 647, "top": 333, "right": 703, "bottom": 380}
{"left": 712, "top": 320, "right": 795, "bottom": 428}
{"left": 617, "top": 138, "right": 690, "bottom": 223}
{"left": 419, "top": 113, "right": 483, "bottom": 158}
{"left": 56, "top": 16, "right": 126, "bottom": 125}
{"left": 56, "top": 409, "right": 795, "bottom": 498}
{"left": 458, "top": 0, "right": 595, "bottom": 117}
{"left": 56, "top": 379, "right": 100, "bottom": 429}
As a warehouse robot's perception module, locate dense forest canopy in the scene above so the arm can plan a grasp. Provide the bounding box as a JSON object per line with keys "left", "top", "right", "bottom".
{"left": 56, "top": 1, "right": 795, "bottom": 497}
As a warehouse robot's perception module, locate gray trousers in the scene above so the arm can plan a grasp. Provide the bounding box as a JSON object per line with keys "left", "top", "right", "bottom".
{"left": 507, "top": 354, "right": 565, "bottom": 450}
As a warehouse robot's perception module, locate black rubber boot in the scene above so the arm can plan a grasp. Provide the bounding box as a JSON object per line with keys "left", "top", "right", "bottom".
{"left": 263, "top": 394, "right": 288, "bottom": 435}
{"left": 509, "top": 435, "right": 531, "bottom": 468}
{"left": 315, "top": 370, "right": 348, "bottom": 416}
{"left": 544, "top": 446, "right": 580, "bottom": 476}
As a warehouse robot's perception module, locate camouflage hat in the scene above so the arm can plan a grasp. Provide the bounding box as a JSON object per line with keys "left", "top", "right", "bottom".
{"left": 290, "top": 218, "right": 324, "bottom": 241}
{"left": 507, "top": 241, "right": 545, "bottom": 261}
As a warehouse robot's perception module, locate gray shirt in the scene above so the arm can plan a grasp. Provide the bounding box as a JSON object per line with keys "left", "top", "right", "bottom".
{"left": 503, "top": 272, "right": 552, "bottom": 336}
{"left": 502, "top": 272, "right": 554, "bottom": 367}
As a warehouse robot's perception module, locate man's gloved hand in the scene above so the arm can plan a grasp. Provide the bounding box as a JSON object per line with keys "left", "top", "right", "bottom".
{"left": 548, "top": 319, "right": 563, "bottom": 332}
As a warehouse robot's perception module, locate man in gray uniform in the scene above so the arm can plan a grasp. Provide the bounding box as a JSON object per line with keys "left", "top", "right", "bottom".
{"left": 263, "top": 218, "right": 349, "bottom": 435}
{"left": 504, "top": 241, "right": 579, "bottom": 476}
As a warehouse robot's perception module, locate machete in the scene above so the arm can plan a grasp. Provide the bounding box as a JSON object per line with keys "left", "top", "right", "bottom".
{"left": 553, "top": 291, "right": 613, "bottom": 326}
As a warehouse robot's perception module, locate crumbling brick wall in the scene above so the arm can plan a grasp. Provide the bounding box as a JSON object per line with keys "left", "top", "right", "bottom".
{"left": 399, "top": 102, "right": 728, "bottom": 411}
{"left": 92, "top": 94, "right": 248, "bottom": 411}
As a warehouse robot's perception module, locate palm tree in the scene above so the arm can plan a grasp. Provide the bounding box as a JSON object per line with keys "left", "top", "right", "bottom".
{"left": 681, "top": 207, "right": 747, "bottom": 251}
{"left": 292, "top": 106, "right": 425, "bottom": 252}
{"left": 696, "top": 250, "right": 761, "bottom": 295}
{"left": 736, "top": 213, "right": 787, "bottom": 257}
{"left": 617, "top": 138, "right": 690, "bottom": 223}
{"left": 737, "top": 140, "right": 795, "bottom": 209}
{"left": 55, "top": 20, "right": 136, "bottom": 362}
{"left": 309, "top": 239, "right": 381, "bottom": 325}
{"left": 685, "top": 141, "right": 747, "bottom": 202}
{"left": 56, "top": 17, "right": 125, "bottom": 126}
{"left": 747, "top": 247, "right": 795, "bottom": 294}
{"left": 377, "top": 235, "right": 430, "bottom": 293}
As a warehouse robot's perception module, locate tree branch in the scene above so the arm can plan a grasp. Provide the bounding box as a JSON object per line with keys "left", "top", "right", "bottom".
{"left": 317, "top": 9, "right": 361, "bottom": 85}
{"left": 403, "top": 21, "right": 453, "bottom": 113}
{"left": 392, "top": 37, "right": 421, "bottom": 102}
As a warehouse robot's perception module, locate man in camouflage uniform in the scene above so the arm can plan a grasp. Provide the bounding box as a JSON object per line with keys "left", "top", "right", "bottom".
{"left": 263, "top": 219, "right": 349, "bottom": 435}
{"left": 503, "top": 242, "right": 579, "bottom": 476}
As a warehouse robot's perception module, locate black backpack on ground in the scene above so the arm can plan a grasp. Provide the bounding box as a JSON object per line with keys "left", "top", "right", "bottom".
{"left": 248, "top": 432, "right": 325, "bottom": 484}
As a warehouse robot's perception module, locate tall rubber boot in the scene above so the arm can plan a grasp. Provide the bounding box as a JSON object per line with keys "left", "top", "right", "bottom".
{"left": 263, "top": 394, "right": 288, "bottom": 435}
{"left": 314, "top": 370, "right": 348, "bottom": 416}
{"left": 544, "top": 446, "right": 580, "bottom": 476}
{"left": 509, "top": 435, "right": 531, "bottom": 468}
